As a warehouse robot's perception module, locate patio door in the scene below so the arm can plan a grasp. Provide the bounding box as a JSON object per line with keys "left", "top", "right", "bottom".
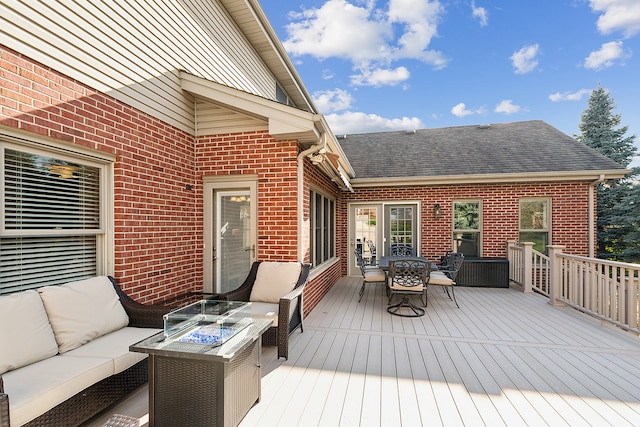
{"left": 203, "top": 178, "right": 257, "bottom": 293}
{"left": 348, "top": 204, "right": 382, "bottom": 275}
{"left": 384, "top": 204, "right": 418, "bottom": 255}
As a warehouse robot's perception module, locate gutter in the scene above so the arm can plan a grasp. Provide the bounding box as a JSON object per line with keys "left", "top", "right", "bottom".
{"left": 297, "top": 134, "right": 326, "bottom": 262}
{"left": 588, "top": 174, "right": 606, "bottom": 258}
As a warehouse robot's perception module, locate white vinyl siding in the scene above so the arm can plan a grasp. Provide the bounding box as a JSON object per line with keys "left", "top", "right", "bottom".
{"left": 0, "top": 0, "right": 278, "bottom": 134}
{"left": 195, "top": 100, "right": 268, "bottom": 135}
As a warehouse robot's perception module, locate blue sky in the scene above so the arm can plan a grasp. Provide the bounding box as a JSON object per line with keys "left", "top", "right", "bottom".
{"left": 259, "top": 0, "right": 640, "bottom": 168}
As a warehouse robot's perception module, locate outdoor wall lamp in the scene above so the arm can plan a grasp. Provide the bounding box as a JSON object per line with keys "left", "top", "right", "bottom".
{"left": 433, "top": 204, "right": 442, "bottom": 220}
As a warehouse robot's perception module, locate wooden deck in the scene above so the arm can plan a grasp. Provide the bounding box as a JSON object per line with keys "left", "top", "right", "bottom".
{"left": 85, "top": 276, "right": 640, "bottom": 426}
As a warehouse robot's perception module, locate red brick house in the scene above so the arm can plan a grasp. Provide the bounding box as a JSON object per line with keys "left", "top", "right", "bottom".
{"left": 0, "top": 1, "right": 628, "bottom": 313}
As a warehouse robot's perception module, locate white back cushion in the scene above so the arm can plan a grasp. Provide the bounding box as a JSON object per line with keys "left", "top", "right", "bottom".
{"left": 38, "top": 277, "right": 129, "bottom": 353}
{"left": 0, "top": 290, "right": 59, "bottom": 374}
{"left": 249, "top": 262, "right": 302, "bottom": 303}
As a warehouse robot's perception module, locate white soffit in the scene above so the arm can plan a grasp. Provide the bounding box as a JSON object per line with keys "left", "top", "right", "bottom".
{"left": 180, "top": 71, "right": 320, "bottom": 143}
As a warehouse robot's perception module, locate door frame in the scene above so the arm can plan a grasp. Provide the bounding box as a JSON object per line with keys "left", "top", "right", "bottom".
{"left": 347, "top": 201, "right": 421, "bottom": 276}
{"left": 203, "top": 175, "right": 258, "bottom": 293}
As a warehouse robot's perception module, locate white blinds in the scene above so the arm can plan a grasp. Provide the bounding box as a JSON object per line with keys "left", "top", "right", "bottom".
{"left": 1, "top": 149, "right": 101, "bottom": 294}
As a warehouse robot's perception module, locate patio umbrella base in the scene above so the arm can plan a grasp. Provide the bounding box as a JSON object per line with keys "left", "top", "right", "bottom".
{"left": 387, "top": 297, "right": 425, "bottom": 317}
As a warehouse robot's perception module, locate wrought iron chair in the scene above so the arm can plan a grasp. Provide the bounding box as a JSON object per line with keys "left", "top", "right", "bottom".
{"left": 429, "top": 252, "right": 464, "bottom": 307}
{"left": 355, "top": 248, "right": 386, "bottom": 302}
{"left": 435, "top": 250, "right": 453, "bottom": 269}
{"left": 366, "top": 240, "right": 377, "bottom": 266}
{"left": 389, "top": 244, "right": 416, "bottom": 257}
{"left": 387, "top": 258, "right": 430, "bottom": 317}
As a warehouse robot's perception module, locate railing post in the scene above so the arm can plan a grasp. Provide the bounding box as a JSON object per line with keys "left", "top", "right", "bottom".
{"left": 522, "top": 242, "right": 534, "bottom": 293}
{"left": 548, "top": 245, "right": 565, "bottom": 306}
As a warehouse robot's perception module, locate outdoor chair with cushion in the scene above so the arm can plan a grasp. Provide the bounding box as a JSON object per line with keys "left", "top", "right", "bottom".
{"left": 387, "top": 258, "right": 430, "bottom": 317}
{"left": 429, "top": 252, "right": 464, "bottom": 308}
{"left": 435, "top": 250, "right": 453, "bottom": 269}
{"left": 355, "top": 249, "right": 386, "bottom": 302}
{"left": 389, "top": 244, "right": 416, "bottom": 257}
{"left": 214, "top": 261, "right": 310, "bottom": 360}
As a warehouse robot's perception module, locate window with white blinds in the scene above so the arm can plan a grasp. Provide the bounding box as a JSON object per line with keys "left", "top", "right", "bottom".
{"left": 1, "top": 146, "right": 105, "bottom": 294}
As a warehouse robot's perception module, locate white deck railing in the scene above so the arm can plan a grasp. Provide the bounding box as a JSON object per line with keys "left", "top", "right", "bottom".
{"left": 508, "top": 242, "right": 640, "bottom": 334}
{"left": 507, "top": 242, "right": 550, "bottom": 296}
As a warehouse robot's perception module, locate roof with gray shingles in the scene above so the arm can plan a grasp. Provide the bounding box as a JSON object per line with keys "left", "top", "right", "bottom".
{"left": 337, "top": 120, "right": 625, "bottom": 179}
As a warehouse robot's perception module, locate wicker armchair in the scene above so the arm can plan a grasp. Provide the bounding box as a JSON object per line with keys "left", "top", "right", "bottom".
{"left": 214, "top": 261, "right": 310, "bottom": 360}
{"left": 0, "top": 278, "right": 170, "bottom": 427}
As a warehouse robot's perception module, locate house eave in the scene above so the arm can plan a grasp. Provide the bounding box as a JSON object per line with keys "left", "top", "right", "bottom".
{"left": 180, "top": 71, "right": 320, "bottom": 144}
{"left": 350, "top": 170, "right": 632, "bottom": 187}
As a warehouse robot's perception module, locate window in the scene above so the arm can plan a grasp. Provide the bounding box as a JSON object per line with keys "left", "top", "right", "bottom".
{"left": 453, "top": 201, "right": 481, "bottom": 258}
{"left": 309, "top": 188, "right": 335, "bottom": 267}
{"left": 1, "top": 139, "right": 112, "bottom": 294}
{"left": 519, "top": 199, "right": 550, "bottom": 253}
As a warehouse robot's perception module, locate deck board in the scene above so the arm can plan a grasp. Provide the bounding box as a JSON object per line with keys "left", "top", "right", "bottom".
{"left": 84, "top": 276, "right": 640, "bottom": 427}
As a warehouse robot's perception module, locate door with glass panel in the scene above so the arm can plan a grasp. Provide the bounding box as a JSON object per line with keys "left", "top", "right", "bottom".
{"left": 203, "top": 180, "right": 257, "bottom": 294}
{"left": 384, "top": 204, "right": 418, "bottom": 255}
{"left": 349, "top": 204, "right": 382, "bottom": 275}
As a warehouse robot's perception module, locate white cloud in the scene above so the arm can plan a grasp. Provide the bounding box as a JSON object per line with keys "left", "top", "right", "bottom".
{"left": 451, "top": 103, "right": 475, "bottom": 117}
{"left": 510, "top": 44, "right": 540, "bottom": 74}
{"left": 350, "top": 66, "right": 410, "bottom": 87}
{"left": 282, "top": 0, "right": 448, "bottom": 87}
{"left": 284, "top": 0, "right": 391, "bottom": 61}
{"left": 590, "top": 0, "right": 640, "bottom": 38}
{"left": 494, "top": 100, "right": 521, "bottom": 114}
{"left": 471, "top": 1, "right": 489, "bottom": 27}
{"left": 548, "top": 89, "right": 592, "bottom": 102}
{"left": 313, "top": 89, "right": 354, "bottom": 113}
{"left": 387, "top": 0, "right": 446, "bottom": 62}
{"left": 321, "top": 69, "right": 335, "bottom": 80}
{"left": 325, "top": 111, "right": 425, "bottom": 134}
{"left": 584, "top": 41, "right": 630, "bottom": 70}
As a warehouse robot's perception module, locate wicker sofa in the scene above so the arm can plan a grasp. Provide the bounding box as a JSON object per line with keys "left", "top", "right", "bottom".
{"left": 0, "top": 276, "right": 169, "bottom": 427}
{"left": 215, "top": 261, "right": 310, "bottom": 360}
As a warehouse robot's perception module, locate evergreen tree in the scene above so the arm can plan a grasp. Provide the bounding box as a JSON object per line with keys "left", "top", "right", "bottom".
{"left": 575, "top": 86, "right": 639, "bottom": 262}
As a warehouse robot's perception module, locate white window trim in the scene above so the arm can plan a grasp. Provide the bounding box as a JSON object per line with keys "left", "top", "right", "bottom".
{"left": 1, "top": 127, "right": 115, "bottom": 275}
{"left": 452, "top": 199, "right": 482, "bottom": 257}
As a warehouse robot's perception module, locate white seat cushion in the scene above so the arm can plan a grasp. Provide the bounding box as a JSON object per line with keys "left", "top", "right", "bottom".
{"left": 38, "top": 276, "right": 129, "bottom": 353}
{"left": 64, "top": 326, "right": 159, "bottom": 374}
{"left": 363, "top": 269, "right": 386, "bottom": 282}
{"left": 249, "top": 262, "right": 302, "bottom": 303}
{"left": 248, "top": 302, "right": 279, "bottom": 327}
{"left": 2, "top": 354, "right": 112, "bottom": 426}
{"left": 429, "top": 271, "right": 454, "bottom": 286}
{"left": 0, "top": 290, "right": 59, "bottom": 374}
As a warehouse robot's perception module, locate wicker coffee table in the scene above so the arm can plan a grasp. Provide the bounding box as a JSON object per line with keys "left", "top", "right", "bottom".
{"left": 130, "top": 314, "right": 272, "bottom": 427}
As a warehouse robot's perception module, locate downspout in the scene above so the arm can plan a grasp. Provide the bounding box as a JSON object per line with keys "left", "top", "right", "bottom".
{"left": 297, "top": 133, "right": 326, "bottom": 262}
{"left": 588, "top": 174, "right": 605, "bottom": 258}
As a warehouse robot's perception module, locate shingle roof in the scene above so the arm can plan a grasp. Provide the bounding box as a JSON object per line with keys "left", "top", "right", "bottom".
{"left": 337, "top": 120, "right": 626, "bottom": 180}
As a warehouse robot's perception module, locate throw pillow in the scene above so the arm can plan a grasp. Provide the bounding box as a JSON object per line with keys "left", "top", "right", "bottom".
{"left": 38, "top": 276, "right": 129, "bottom": 353}
{"left": 249, "top": 262, "right": 302, "bottom": 303}
{"left": 0, "top": 290, "right": 59, "bottom": 374}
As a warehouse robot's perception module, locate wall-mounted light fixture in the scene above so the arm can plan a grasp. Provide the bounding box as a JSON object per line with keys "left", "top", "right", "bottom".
{"left": 433, "top": 204, "right": 442, "bottom": 220}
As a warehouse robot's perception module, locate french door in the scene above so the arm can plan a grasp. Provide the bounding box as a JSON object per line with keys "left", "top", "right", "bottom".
{"left": 348, "top": 202, "right": 418, "bottom": 275}
{"left": 203, "top": 178, "right": 257, "bottom": 293}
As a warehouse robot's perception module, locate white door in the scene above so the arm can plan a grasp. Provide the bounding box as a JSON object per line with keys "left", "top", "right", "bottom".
{"left": 203, "top": 179, "right": 257, "bottom": 293}
{"left": 349, "top": 204, "right": 382, "bottom": 275}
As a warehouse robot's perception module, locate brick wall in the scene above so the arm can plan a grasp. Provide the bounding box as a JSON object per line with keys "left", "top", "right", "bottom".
{"left": 196, "top": 132, "right": 300, "bottom": 261}
{"left": 339, "top": 181, "right": 592, "bottom": 272}
{"left": 1, "top": 46, "right": 199, "bottom": 303}
{"left": 302, "top": 157, "right": 343, "bottom": 314}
